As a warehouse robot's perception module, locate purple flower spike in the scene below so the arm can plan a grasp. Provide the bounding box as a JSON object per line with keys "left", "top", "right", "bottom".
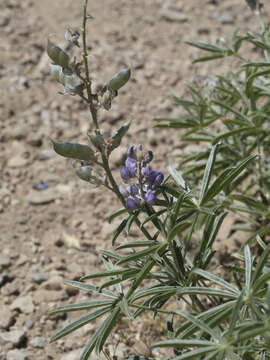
{"left": 125, "top": 157, "right": 137, "bottom": 177}
{"left": 126, "top": 197, "right": 140, "bottom": 211}
{"left": 120, "top": 166, "right": 130, "bottom": 181}
{"left": 145, "top": 190, "right": 156, "bottom": 205}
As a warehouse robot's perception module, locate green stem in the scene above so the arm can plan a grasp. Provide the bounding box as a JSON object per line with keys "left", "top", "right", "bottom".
{"left": 82, "top": 0, "right": 99, "bottom": 130}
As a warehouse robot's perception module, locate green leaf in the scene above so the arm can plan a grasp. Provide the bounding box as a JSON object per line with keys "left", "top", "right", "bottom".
{"left": 168, "top": 166, "right": 189, "bottom": 191}
{"left": 64, "top": 280, "right": 117, "bottom": 299}
{"left": 212, "top": 100, "right": 250, "bottom": 124}
{"left": 174, "top": 310, "right": 218, "bottom": 339}
{"left": 201, "top": 155, "right": 256, "bottom": 205}
{"left": 50, "top": 306, "right": 112, "bottom": 343}
{"left": 193, "top": 269, "right": 239, "bottom": 294}
{"left": 186, "top": 41, "right": 226, "bottom": 53}
{"left": 212, "top": 127, "right": 257, "bottom": 145}
{"left": 244, "top": 245, "right": 252, "bottom": 292}
{"left": 252, "top": 243, "right": 270, "bottom": 285}
{"left": 107, "top": 208, "right": 127, "bottom": 223}
{"left": 192, "top": 55, "right": 225, "bottom": 64}
{"left": 49, "top": 300, "right": 113, "bottom": 314}
{"left": 116, "top": 240, "right": 158, "bottom": 250}
{"left": 116, "top": 245, "right": 160, "bottom": 265}
{"left": 95, "top": 306, "right": 120, "bottom": 354}
{"left": 173, "top": 346, "right": 218, "bottom": 360}
{"left": 52, "top": 140, "right": 96, "bottom": 161}
{"left": 152, "top": 338, "right": 214, "bottom": 348}
{"left": 112, "top": 217, "right": 129, "bottom": 246}
{"left": 199, "top": 142, "right": 221, "bottom": 204}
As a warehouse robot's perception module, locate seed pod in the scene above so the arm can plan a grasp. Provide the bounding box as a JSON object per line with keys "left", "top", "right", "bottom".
{"left": 76, "top": 166, "right": 103, "bottom": 186}
{"left": 52, "top": 140, "right": 96, "bottom": 161}
{"left": 108, "top": 121, "right": 130, "bottom": 153}
{"left": 88, "top": 132, "right": 106, "bottom": 152}
{"left": 101, "top": 90, "right": 112, "bottom": 111}
{"left": 107, "top": 68, "right": 131, "bottom": 92}
{"left": 47, "top": 40, "right": 70, "bottom": 69}
{"left": 49, "top": 64, "right": 81, "bottom": 94}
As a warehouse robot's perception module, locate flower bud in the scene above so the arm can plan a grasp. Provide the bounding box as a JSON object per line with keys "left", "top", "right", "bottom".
{"left": 126, "top": 197, "right": 140, "bottom": 211}
{"left": 107, "top": 68, "right": 131, "bottom": 92}
{"left": 145, "top": 190, "right": 156, "bottom": 205}
{"left": 142, "top": 164, "right": 150, "bottom": 177}
{"left": 47, "top": 40, "right": 70, "bottom": 69}
{"left": 127, "top": 145, "right": 135, "bottom": 158}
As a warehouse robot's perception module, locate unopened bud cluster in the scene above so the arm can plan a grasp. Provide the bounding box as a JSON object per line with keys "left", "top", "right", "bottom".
{"left": 119, "top": 145, "right": 164, "bottom": 211}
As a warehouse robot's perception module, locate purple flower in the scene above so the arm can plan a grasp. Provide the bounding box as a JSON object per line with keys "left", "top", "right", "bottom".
{"left": 145, "top": 190, "right": 156, "bottom": 205}
{"left": 125, "top": 157, "right": 137, "bottom": 177}
{"left": 126, "top": 197, "right": 140, "bottom": 211}
{"left": 127, "top": 184, "right": 139, "bottom": 196}
{"left": 127, "top": 145, "right": 135, "bottom": 158}
{"left": 142, "top": 164, "right": 150, "bottom": 177}
{"left": 120, "top": 166, "right": 130, "bottom": 181}
{"left": 119, "top": 185, "right": 129, "bottom": 196}
{"left": 147, "top": 170, "right": 164, "bottom": 189}
{"left": 144, "top": 150, "right": 154, "bottom": 164}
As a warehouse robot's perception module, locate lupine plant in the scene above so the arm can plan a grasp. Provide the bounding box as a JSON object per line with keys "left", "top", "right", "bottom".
{"left": 47, "top": 0, "right": 270, "bottom": 359}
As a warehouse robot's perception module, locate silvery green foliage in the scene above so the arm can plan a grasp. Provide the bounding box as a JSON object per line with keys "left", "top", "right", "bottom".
{"left": 47, "top": 1, "right": 270, "bottom": 360}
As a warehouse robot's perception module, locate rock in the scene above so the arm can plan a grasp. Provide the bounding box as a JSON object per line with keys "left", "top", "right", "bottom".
{"left": 0, "top": 330, "right": 26, "bottom": 347}
{"left": 61, "top": 232, "right": 80, "bottom": 249}
{"left": 26, "top": 189, "right": 59, "bottom": 205}
{"left": 33, "top": 289, "right": 62, "bottom": 303}
{"left": 0, "top": 272, "right": 14, "bottom": 287}
{"left": 30, "top": 336, "right": 46, "bottom": 348}
{"left": 38, "top": 148, "right": 56, "bottom": 160}
{"left": 10, "top": 295, "right": 34, "bottom": 314}
{"left": 0, "top": 255, "right": 11, "bottom": 269}
{"left": 160, "top": 4, "right": 188, "bottom": 23}
{"left": 60, "top": 348, "right": 84, "bottom": 360}
{"left": 6, "top": 349, "right": 28, "bottom": 360}
{"left": 7, "top": 156, "right": 29, "bottom": 168}
{"left": 0, "top": 309, "right": 15, "bottom": 329}
{"left": 32, "top": 273, "right": 49, "bottom": 284}
{"left": 217, "top": 12, "right": 234, "bottom": 25}
{"left": 41, "top": 276, "right": 63, "bottom": 291}
{"left": 16, "top": 254, "right": 28, "bottom": 266}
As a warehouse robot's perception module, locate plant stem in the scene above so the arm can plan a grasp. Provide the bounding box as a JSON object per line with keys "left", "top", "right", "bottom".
{"left": 82, "top": 0, "right": 99, "bottom": 130}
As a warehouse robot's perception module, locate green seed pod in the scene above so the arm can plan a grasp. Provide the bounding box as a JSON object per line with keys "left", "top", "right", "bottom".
{"left": 108, "top": 121, "right": 130, "bottom": 153}
{"left": 88, "top": 132, "right": 106, "bottom": 152}
{"left": 52, "top": 140, "right": 96, "bottom": 161}
{"left": 101, "top": 90, "right": 112, "bottom": 111}
{"left": 76, "top": 166, "right": 103, "bottom": 186}
{"left": 47, "top": 39, "right": 70, "bottom": 69}
{"left": 107, "top": 68, "right": 131, "bottom": 92}
{"left": 49, "top": 64, "right": 81, "bottom": 94}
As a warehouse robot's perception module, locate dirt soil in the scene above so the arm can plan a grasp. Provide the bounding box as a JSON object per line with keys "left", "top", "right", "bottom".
{"left": 0, "top": 0, "right": 269, "bottom": 359}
